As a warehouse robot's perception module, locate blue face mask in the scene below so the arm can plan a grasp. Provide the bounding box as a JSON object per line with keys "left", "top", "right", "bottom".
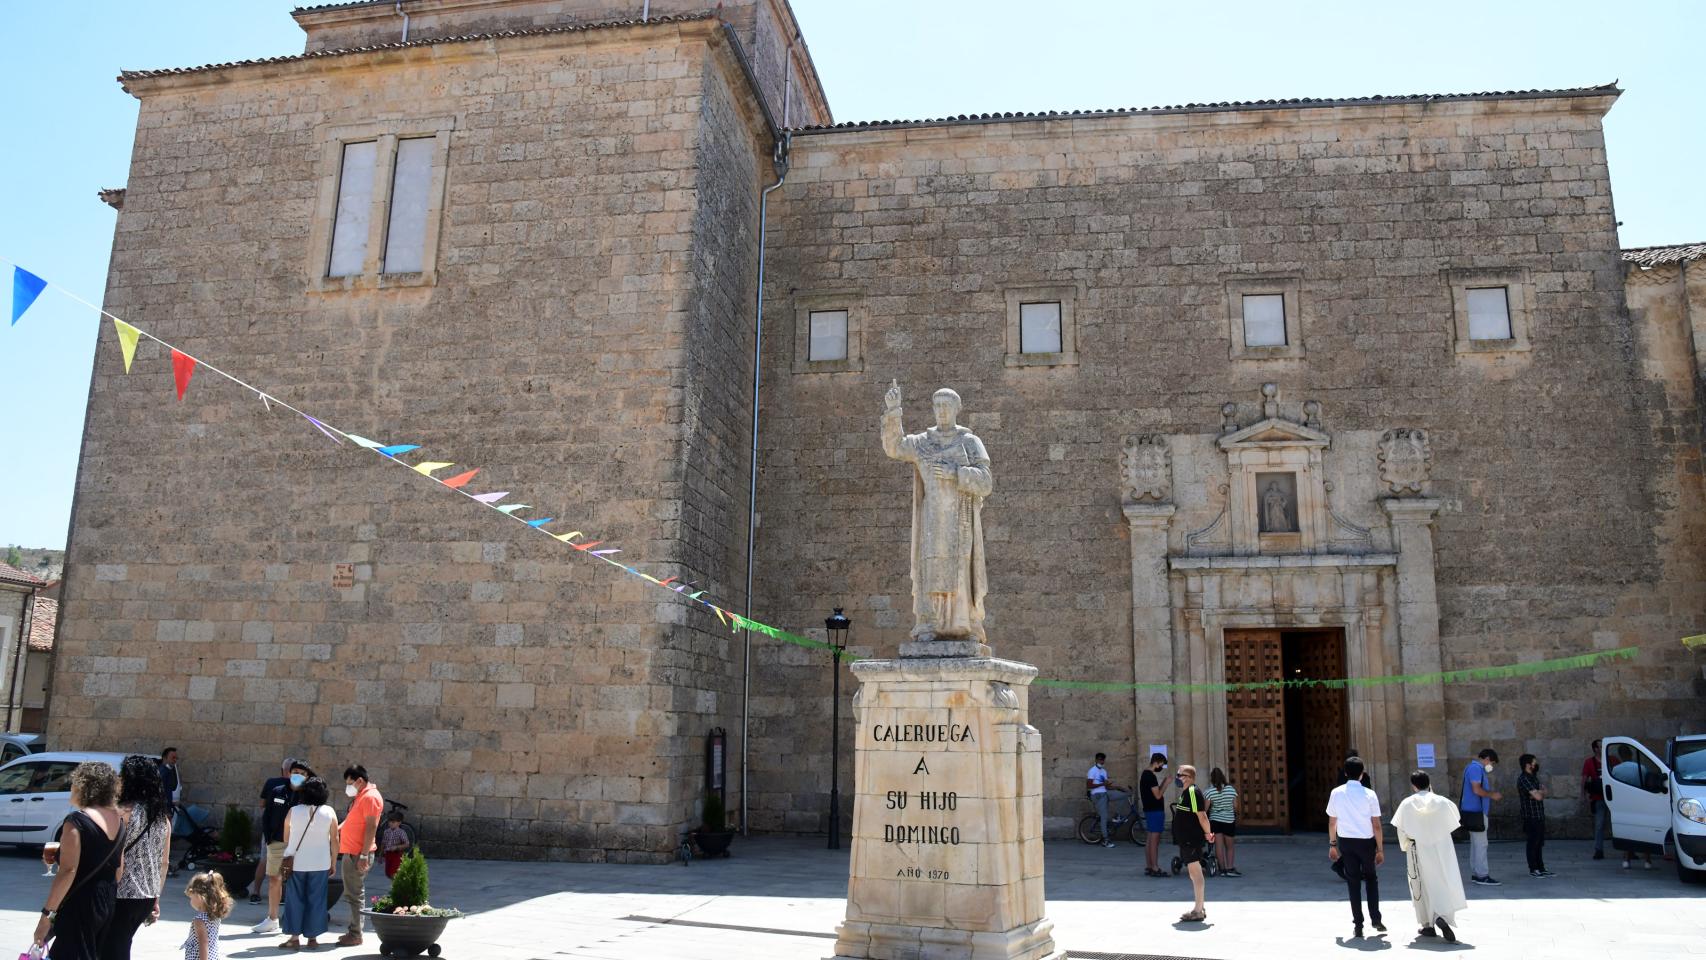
{"left": 289, "top": 774, "right": 306, "bottom": 789}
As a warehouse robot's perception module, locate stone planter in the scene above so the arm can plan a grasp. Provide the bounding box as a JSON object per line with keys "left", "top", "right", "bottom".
{"left": 326, "top": 877, "right": 344, "bottom": 911}
{"left": 363, "top": 910, "right": 454, "bottom": 958}
{"left": 694, "top": 830, "right": 734, "bottom": 858}
{"left": 208, "top": 860, "right": 259, "bottom": 898}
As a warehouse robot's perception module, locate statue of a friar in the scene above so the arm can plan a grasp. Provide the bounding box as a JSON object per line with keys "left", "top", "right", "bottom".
{"left": 881, "top": 381, "right": 993, "bottom": 642}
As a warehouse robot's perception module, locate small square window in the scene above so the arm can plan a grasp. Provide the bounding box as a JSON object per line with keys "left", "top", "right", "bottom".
{"left": 1466, "top": 287, "right": 1512, "bottom": 341}
{"left": 1019, "top": 302, "right": 1063, "bottom": 354}
{"left": 807, "top": 310, "right": 848, "bottom": 361}
{"left": 1241, "top": 294, "right": 1287, "bottom": 347}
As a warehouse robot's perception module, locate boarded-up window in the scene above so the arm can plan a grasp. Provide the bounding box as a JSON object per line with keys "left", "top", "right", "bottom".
{"left": 1466, "top": 286, "right": 1512, "bottom": 340}
{"left": 1019, "top": 302, "right": 1063, "bottom": 354}
{"left": 1242, "top": 294, "right": 1287, "bottom": 346}
{"left": 383, "top": 137, "right": 435, "bottom": 274}
{"left": 327, "top": 141, "right": 377, "bottom": 278}
{"left": 808, "top": 310, "right": 848, "bottom": 361}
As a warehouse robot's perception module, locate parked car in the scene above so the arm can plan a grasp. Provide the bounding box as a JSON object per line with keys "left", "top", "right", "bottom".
{"left": 1603, "top": 734, "right": 1706, "bottom": 883}
{"left": 0, "top": 733, "right": 45, "bottom": 765}
{"left": 0, "top": 751, "right": 129, "bottom": 848}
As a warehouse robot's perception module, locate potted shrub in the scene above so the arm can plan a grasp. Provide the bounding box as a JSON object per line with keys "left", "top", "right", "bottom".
{"left": 364, "top": 849, "right": 462, "bottom": 958}
{"left": 693, "top": 791, "right": 734, "bottom": 858}
{"left": 204, "top": 807, "right": 259, "bottom": 897}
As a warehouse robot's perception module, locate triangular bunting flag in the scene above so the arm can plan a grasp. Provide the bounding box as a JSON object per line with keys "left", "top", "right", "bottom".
{"left": 303, "top": 415, "right": 344, "bottom": 444}
{"left": 495, "top": 504, "right": 532, "bottom": 515}
{"left": 569, "top": 540, "right": 604, "bottom": 552}
{"left": 11, "top": 267, "right": 46, "bottom": 325}
{"left": 471, "top": 491, "right": 509, "bottom": 504}
{"left": 525, "top": 517, "right": 555, "bottom": 528}
{"left": 551, "top": 531, "right": 584, "bottom": 542}
{"left": 170, "top": 349, "right": 197, "bottom": 401}
{"left": 376, "top": 444, "right": 420, "bottom": 457}
{"left": 112, "top": 319, "right": 142, "bottom": 373}
{"left": 412, "top": 461, "right": 454, "bottom": 477}
{"left": 441, "top": 469, "right": 480, "bottom": 489}
{"left": 589, "top": 548, "right": 621, "bottom": 557}
{"left": 346, "top": 435, "right": 386, "bottom": 449}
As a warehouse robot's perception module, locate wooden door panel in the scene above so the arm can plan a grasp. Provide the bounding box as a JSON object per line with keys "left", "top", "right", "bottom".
{"left": 1224, "top": 629, "right": 1287, "bottom": 829}
{"left": 1292, "top": 630, "right": 1347, "bottom": 833}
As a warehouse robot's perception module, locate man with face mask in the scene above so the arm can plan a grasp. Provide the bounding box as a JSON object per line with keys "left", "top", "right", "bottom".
{"left": 336, "top": 765, "right": 384, "bottom": 947}
{"left": 1140, "top": 753, "right": 1171, "bottom": 876}
{"left": 1516, "top": 754, "right": 1553, "bottom": 878}
{"left": 253, "top": 759, "right": 312, "bottom": 928}
{"left": 1460, "top": 749, "right": 1503, "bottom": 885}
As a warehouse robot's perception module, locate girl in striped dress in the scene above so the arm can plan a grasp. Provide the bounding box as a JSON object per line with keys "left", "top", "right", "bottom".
{"left": 1206, "top": 768, "right": 1241, "bottom": 877}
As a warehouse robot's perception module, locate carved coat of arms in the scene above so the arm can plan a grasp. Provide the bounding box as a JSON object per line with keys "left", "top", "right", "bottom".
{"left": 1378, "top": 428, "right": 1432, "bottom": 494}
{"left": 1121, "top": 434, "right": 1171, "bottom": 503}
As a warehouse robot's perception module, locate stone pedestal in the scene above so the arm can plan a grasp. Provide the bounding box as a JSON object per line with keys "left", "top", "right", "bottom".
{"left": 830, "top": 654, "right": 1063, "bottom": 960}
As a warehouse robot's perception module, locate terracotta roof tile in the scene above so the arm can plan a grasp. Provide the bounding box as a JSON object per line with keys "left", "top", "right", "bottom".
{"left": 0, "top": 562, "right": 45, "bottom": 587}
{"left": 790, "top": 84, "right": 1621, "bottom": 133}
{"left": 119, "top": 12, "right": 715, "bottom": 85}
{"left": 27, "top": 596, "right": 56, "bottom": 653}
{"left": 1622, "top": 243, "right": 1706, "bottom": 269}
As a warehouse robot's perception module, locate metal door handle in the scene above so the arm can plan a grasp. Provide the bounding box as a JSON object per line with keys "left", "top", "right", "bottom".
{"left": 7, "top": 797, "right": 23, "bottom": 802}
{"left": 30, "top": 796, "right": 45, "bottom": 801}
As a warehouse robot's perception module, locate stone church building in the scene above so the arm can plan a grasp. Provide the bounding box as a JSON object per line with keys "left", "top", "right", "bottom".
{"left": 48, "top": 0, "right": 1704, "bottom": 859}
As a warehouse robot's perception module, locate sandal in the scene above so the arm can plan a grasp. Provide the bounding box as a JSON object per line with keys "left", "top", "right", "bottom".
{"left": 279, "top": 940, "right": 301, "bottom": 951}
{"left": 1179, "top": 908, "right": 1206, "bottom": 922}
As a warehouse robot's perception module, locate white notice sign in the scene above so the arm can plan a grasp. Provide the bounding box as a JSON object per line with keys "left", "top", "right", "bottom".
{"left": 1416, "top": 743, "right": 1436, "bottom": 769}
{"left": 1148, "top": 744, "right": 1170, "bottom": 763}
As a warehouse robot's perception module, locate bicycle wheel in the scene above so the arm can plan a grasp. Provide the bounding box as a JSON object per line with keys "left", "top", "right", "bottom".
{"left": 1129, "top": 821, "right": 1146, "bottom": 845}
{"left": 400, "top": 821, "right": 421, "bottom": 851}
{"left": 1076, "top": 814, "right": 1103, "bottom": 844}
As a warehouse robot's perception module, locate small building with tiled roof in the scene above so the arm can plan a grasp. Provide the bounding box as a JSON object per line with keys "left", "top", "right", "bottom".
{"left": 0, "top": 562, "right": 48, "bottom": 732}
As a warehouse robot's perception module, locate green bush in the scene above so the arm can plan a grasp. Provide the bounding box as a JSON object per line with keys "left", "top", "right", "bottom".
{"left": 701, "top": 791, "right": 726, "bottom": 833}
{"left": 218, "top": 807, "right": 253, "bottom": 859}
{"left": 388, "top": 848, "right": 430, "bottom": 908}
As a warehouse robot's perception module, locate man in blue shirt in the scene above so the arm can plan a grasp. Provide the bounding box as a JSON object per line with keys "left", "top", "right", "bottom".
{"left": 1460, "top": 749, "right": 1503, "bottom": 885}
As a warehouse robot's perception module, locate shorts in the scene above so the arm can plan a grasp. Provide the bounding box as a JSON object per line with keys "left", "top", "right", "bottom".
{"left": 1177, "top": 839, "right": 1206, "bottom": 864}
{"left": 1210, "top": 819, "right": 1235, "bottom": 837}
{"left": 265, "top": 840, "right": 287, "bottom": 877}
{"left": 1144, "top": 810, "right": 1166, "bottom": 834}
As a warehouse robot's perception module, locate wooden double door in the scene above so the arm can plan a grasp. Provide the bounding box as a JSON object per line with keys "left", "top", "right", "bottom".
{"left": 1224, "top": 628, "right": 1347, "bottom": 832}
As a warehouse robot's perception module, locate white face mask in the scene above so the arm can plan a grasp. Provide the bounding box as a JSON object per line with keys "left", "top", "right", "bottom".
{"left": 1483, "top": 762, "right": 1495, "bottom": 773}
{"left": 345, "top": 783, "right": 358, "bottom": 798}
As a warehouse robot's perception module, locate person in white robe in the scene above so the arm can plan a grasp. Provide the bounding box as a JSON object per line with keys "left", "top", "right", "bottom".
{"left": 1391, "top": 770, "right": 1469, "bottom": 943}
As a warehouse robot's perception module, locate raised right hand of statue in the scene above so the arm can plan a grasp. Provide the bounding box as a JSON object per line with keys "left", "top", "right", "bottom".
{"left": 883, "top": 380, "right": 902, "bottom": 413}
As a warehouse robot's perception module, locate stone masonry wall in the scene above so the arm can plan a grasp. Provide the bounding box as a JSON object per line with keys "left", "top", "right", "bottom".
{"left": 53, "top": 22, "right": 756, "bottom": 861}
{"left": 747, "top": 98, "right": 1706, "bottom": 835}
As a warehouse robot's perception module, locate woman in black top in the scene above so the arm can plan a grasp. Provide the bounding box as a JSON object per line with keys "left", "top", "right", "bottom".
{"left": 32, "top": 761, "right": 126, "bottom": 960}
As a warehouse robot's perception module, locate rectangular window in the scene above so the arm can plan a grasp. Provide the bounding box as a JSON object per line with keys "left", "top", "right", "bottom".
{"left": 1466, "top": 286, "right": 1512, "bottom": 340}
{"left": 327, "top": 140, "right": 378, "bottom": 278}
{"left": 1242, "top": 294, "right": 1287, "bottom": 346}
{"left": 383, "top": 137, "right": 435, "bottom": 274}
{"left": 807, "top": 310, "right": 849, "bottom": 361}
{"left": 1019, "top": 301, "right": 1063, "bottom": 354}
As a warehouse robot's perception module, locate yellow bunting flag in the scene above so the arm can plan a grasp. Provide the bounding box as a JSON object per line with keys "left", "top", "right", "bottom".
{"left": 113, "top": 318, "right": 142, "bottom": 373}
{"left": 552, "top": 531, "right": 584, "bottom": 542}
{"left": 412, "top": 461, "right": 454, "bottom": 477}
{"left": 1684, "top": 634, "right": 1706, "bottom": 650}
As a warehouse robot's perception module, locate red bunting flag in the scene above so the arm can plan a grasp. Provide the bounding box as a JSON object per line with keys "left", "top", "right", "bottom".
{"left": 170, "top": 349, "right": 198, "bottom": 401}
{"left": 441, "top": 468, "right": 480, "bottom": 489}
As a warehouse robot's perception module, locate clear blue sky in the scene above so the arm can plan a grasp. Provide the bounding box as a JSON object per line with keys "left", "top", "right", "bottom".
{"left": 3, "top": 0, "right": 1702, "bottom": 549}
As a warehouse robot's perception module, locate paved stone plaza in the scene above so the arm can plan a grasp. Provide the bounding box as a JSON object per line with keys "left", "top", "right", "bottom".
{"left": 4, "top": 836, "right": 1700, "bottom": 959}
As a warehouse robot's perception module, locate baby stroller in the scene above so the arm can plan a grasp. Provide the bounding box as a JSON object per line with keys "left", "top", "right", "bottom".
{"left": 1171, "top": 842, "right": 1221, "bottom": 878}
{"left": 172, "top": 804, "right": 222, "bottom": 875}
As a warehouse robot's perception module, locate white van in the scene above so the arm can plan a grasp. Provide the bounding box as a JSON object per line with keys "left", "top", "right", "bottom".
{"left": 1602, "top": 735, "right": 1706, "bottom": 883}
{"left": 0, "top": 751, "right": 130, "bottom": 847}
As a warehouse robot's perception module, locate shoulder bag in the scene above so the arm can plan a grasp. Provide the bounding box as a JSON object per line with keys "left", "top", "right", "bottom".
{"left": 278, "top": 807, "right": 314, "bottom": 880}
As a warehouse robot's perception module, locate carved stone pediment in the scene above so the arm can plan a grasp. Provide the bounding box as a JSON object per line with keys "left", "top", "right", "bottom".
{"left": 1218, "top": 418, "right": 1331, "bottom": 451}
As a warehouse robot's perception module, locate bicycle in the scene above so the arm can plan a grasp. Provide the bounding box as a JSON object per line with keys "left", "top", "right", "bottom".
{"left": 1077, "top": 791, "right": 1147, "bottom": 846}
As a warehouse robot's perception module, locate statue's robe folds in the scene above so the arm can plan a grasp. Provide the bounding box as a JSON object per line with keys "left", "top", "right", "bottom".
{"left": 880, "top": 415, "right": 993, "bottom": 640}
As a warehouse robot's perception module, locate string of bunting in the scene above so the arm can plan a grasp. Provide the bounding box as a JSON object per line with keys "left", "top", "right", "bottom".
{"left": 0, "top": 260, "right": 1665, "bottom": 692}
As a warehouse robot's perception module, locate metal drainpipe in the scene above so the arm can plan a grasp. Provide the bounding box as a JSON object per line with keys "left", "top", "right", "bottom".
{"left": 7, "top": 586, "right": 36, "bottom": 730}
{"left": 741, "top": 133, "right": 790, "bottom": 835}
{"left": 394, "top": 1, "right": 410, "bottom": 42}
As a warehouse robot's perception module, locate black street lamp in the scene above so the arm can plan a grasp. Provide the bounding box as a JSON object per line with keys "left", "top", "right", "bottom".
{"left": 826, "top": 607, "right": 851, "bottom": 850}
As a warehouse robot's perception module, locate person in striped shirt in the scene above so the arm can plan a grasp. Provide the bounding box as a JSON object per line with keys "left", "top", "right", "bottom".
{"left": 1206, "top": 768, "right": 1241, "bottom": 877}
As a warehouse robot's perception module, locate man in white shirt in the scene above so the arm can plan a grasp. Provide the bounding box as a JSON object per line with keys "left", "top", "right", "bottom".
{"left": 1327, "top": 756, "right": 1385, "bottom": 939}
{"left": 1086, "top": 753, "right": 1128, "bottom": 849}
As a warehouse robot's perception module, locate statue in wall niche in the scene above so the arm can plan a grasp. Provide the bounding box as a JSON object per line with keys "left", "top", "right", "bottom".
{"left": 1379, "top": 428, "right": 1433, "bottom": 494}
{"left": 1263, "top": 481, "right": 1292, "bottom": 532}
{"left": 881, "top": 381, "right": 992, "bottom": 642}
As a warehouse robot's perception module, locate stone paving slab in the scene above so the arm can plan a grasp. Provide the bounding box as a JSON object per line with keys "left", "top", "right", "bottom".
{"left": 3, "top": 836, "right": 1702, "bottom": 959}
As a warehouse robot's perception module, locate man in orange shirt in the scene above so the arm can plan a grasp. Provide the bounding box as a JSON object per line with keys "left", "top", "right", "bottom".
{"left": 336, "top": 764, "right": 383, "bottom": 947}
